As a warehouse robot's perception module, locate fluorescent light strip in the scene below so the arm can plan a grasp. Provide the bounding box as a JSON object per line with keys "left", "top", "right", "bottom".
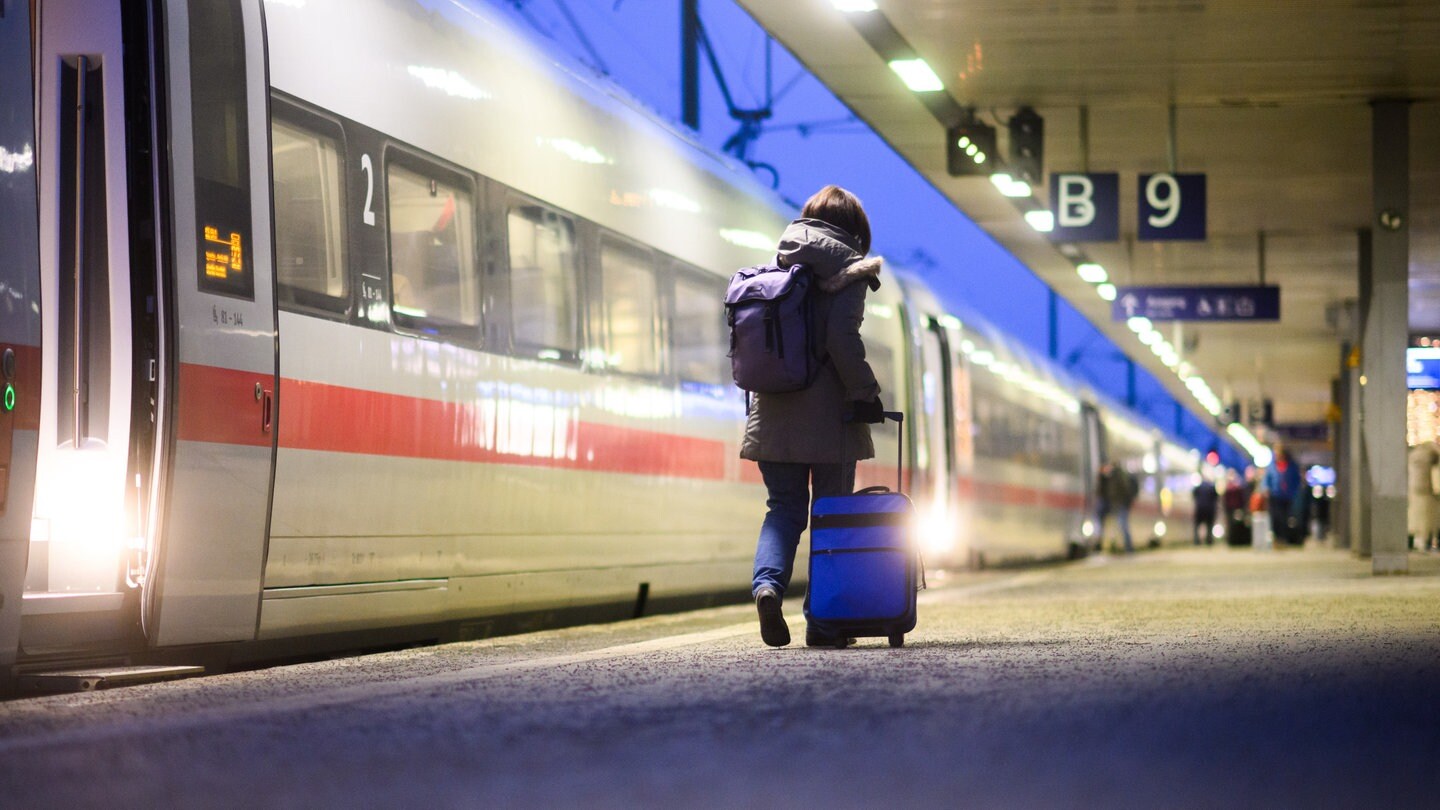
{"left": 888, "top": 58, "right": 944, "bottom": 92}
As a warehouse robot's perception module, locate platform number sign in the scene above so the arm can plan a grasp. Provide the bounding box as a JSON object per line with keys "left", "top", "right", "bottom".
{"left": 1048, "top": 172, "right": 1118, "bottom": 242}
{"left": 1138, "top": 173, "right": 1206, "bottom": 241}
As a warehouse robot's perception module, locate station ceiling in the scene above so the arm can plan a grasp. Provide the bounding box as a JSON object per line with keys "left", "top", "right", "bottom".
{"left": 734, "top": 0, "right": 1440, "bottom": 437}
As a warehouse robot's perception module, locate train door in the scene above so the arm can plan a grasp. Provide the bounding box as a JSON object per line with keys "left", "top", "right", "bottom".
{"left": 919, "top": 317, "right": 956, "bottom": 556}
{"left": 23, "top": 0, "right": 161, "bottom": 654}
{"left": 147, "top": 0, "right": 277, "bottom": 646}
{"left": 1080, "top": 403, "right": 1103, "bottom": 547}
{"left": 1, "top": 1, "right": 45, "bottom": 677}
{"left": 20, "top": 0, "right": 276, "bottom": 659}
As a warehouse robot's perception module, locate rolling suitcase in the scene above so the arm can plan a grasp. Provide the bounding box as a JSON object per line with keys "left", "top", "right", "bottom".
{"left": 807, "top": 411, "right": 923, "bottom": 648}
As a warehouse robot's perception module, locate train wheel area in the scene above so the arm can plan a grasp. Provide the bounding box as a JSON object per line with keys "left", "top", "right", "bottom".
{"left": 2, "top": 546, "right": 1437, "bottom": 807}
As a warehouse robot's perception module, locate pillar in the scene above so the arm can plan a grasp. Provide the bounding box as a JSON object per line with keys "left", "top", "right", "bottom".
{"left": 1362, "top": 101, "right": 1410, "bottom": 574}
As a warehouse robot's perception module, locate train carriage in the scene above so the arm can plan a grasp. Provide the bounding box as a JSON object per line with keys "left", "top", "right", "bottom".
{"left": 0, "top": 0, "right": 1205, "bottom": 681}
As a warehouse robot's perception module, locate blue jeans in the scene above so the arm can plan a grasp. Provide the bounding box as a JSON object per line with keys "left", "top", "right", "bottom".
{"left": 752, "top": 461, "right": 855, "bottom": 626}
{"left": 1099, "top": 504, "right": 1133, "bottom": 552}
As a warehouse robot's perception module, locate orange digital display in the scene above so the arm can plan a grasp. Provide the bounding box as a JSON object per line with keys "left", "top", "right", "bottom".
{"left": 203, "top": 225, "right": 244, "bottom": 280}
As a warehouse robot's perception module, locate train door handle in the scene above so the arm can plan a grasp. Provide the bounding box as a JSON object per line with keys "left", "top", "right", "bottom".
{"left": 261, "top": 389, "right": 273, "bottom": 435}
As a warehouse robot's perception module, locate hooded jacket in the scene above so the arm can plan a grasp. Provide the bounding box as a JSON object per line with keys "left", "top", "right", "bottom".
{"left": 739, "top": 218, "right": 882, "bottom": 464}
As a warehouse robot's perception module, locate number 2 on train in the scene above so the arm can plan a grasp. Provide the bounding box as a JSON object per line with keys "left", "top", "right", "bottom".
{"left": 361, "top": 153, "right": 376, "bottom": 226}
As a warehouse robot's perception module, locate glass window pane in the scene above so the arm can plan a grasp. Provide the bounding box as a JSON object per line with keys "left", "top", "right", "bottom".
{"left": 601, "top": 240, "right": 659, "bottom": 375}
{"left": 508, "top": 205, "right": 578, "bottom": 355}
{"left": 674, "top": 273, "right": 726, "bottom": 385}
{"left": 387, "top": 163, "right": 478, "bottom": 328}
{"left": 272, "top": 119, "right": 346, "bottom": 301}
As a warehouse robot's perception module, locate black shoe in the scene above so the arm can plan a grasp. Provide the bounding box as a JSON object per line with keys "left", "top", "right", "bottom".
{"left": 805, "top": 627, "right": 855, "bottom": 648}
{"left": 755, "top": 586, "right": 790, "bottom": 647}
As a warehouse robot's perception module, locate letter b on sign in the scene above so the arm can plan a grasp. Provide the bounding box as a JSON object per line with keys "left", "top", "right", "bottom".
{"left": 1049, "top": 172, "right": 1118, "bottom": 242}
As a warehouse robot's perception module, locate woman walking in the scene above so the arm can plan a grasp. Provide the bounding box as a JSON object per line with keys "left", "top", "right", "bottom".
{"left": 741, "top": 185, "right": 885, "bottom": 648}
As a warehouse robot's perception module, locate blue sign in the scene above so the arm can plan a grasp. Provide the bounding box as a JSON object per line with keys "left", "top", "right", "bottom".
{"left": 1049, "top": 172, "right": 1118, "bottom": 242}
{"left": 1112, "top": 285, "right": 1280, "bottom": 322}
{"left": 1138, "top": 173, "right": 1206, "bottom": 241}
{"left": 1408, "top": 348, "right": 1440, "bottom": 390}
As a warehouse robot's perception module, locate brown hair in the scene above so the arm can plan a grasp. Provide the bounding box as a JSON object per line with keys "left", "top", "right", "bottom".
{"left": 800, "top": 185, "right": 871, "bottom": 256}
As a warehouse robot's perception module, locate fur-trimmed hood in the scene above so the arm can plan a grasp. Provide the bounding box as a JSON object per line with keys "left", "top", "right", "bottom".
{"left": 775, "top": 218, "right": 882, "bottom": 294}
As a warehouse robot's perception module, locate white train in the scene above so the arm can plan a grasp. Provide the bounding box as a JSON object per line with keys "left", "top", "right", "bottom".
{"left": 0, "top": 0, "right": 1199, "bottom": 680}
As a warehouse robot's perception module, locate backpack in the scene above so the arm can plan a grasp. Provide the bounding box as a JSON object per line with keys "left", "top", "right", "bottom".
{"left": 724, "top": 262, "right": 823, "bottom": 394}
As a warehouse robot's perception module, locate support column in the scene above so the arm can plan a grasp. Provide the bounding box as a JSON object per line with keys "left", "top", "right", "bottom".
{"left": 1336, "top": 340, "right": 1357, "bottom": 550}
{"left": 1350, "top": 234, "right": 1371, "bottom": 557}
{"left": 681, "top": 0, "right": 700, "bottom": 130}
{"left": 1362, "top": 100, "right": 1410, "bottom": 574}
{"left": 1048, "top": 289, "right": 1059, "bottom": 360}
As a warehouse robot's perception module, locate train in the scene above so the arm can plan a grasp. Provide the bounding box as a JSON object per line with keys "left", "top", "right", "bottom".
{"left": 0, "top": 0, "right": 1202, "bottom": 682}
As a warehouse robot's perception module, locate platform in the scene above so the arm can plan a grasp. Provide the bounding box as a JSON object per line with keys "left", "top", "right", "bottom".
{"left": 2, "top": 546, "right": 1437, "bottom": 807}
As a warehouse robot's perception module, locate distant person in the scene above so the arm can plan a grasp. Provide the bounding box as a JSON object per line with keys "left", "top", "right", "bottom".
{"left": 740, "top": 185, "right": 885, "bottom": 648}
{"left": 1263, "top": 441, "right": 1304, "bottom": 546}
{"left": 1192, "top": 475, "right": 1218, "bottom": 545}
{"left": 1097, "top": 460, "right": 1139, "bottom": 553}
{"left": 1221, "top": 468, "right": 1251, "bottom": 546}
{"left": 1408, "top": 441, "right": 1440, "bottom": 551}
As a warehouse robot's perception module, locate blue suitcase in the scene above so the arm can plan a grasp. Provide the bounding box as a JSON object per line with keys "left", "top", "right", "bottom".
{"left": 808, "top": 412, "right": 922, "bottom": 648}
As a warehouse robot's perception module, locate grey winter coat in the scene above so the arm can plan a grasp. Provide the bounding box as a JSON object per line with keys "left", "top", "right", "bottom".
{"left": 739, "top": 218, "right": 882, "bottom": 464}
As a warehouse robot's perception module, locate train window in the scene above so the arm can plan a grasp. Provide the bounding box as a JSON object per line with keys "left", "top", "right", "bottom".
{"left": 673, "top": 271, "right": 727, "bottom": 385}
{"left": 271, "top": 116, "right": 347, "bottom": 312}
{"left": 386, "top": 159, "right": 479, "bottom": 338}
{"left": 599, "top": 237, "right": 662, "bottom": 375}
{"left": 507, "top": 204, "right": 579, "bottom": 360}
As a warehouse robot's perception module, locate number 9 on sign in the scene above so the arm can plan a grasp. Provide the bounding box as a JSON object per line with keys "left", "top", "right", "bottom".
{"left": 1145, "top": 174, "right": 1181, "bottom": 228}
{"left": 1138, "top": 173, "right": 1206, "bottom": 241}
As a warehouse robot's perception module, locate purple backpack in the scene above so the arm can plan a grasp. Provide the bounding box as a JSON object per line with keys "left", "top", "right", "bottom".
{"left": 725, "top": 263, "right": 822, "bottom": 393}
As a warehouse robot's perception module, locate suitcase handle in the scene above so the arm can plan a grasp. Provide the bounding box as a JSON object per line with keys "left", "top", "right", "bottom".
{"left": 883, "top": 411, "right": 903, "bottom": 493}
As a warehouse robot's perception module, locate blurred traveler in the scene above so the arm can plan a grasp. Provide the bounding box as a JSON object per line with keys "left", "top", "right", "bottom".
{"left": 1408, "top": 441, "right": 1440, "bottom": 551}
{"left": 741, "top": 185, "right": 884, "bottom": 648}
{"left": 1192, "top": 475, "right": 1218, "bottom": 546}
{"left": 1263, "top": 441, "right": 1304, "bottom": 547}
{"left": 1097, "top": 460, "right": 1139, "bottom": 553}
{"left": 1221, "top": 468, "right": 1252, "bottom": 546}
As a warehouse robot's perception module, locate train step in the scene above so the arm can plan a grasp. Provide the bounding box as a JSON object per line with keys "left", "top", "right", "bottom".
{"left": 17, "top": 664, "right": 205, "bottom": 694}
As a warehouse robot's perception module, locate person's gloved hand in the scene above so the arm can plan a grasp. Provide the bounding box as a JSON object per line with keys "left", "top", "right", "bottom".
{"left": 851, "top": 396, "right": 885, "bottom": 424}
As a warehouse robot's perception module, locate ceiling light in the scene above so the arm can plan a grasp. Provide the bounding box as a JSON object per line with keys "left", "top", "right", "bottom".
{"left": 1097, "top": 283, "right": 1117, "bottom": 301}
{"left": 831, "top": 0, "right": 878, "bottom": 10}
{"left": 1140, "top": 331, "right": 1162, "bottom": 346}
{"left": 1076, "top": 262, "right": 1107, "bottom": 283}
{"left": 1024, "top": 210, "right": 1054, "bottom": 232}
{"left": 990, "top": 173, "right": 1032, "bottom": 197}
{"left": 1126, "top": 316, "right": 1153, "bottom": 334}
{"left": 888, "top": 59, "right": 944, "bottom": 92}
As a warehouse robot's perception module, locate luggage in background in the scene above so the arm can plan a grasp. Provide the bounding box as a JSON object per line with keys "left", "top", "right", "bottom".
{"left": 807, "top": 411, "right": 921, "bottom": 648}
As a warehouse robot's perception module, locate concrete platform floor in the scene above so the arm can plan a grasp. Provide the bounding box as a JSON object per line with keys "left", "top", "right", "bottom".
{"left": 2, "top": 546, "right": 1438, "bottom": 808}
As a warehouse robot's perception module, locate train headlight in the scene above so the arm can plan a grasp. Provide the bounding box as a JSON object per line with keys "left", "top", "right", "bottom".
{"left": 1154, "top": 521, "right": 1167, "bottom": 538}
{"left": 915, "top": 506, "right": 957, "bottom": 555}
{"left": 1082, "top": 519, "right": 1095, "bottom": 538}
{"left": 1214, "top": 522, "right": 1226, "bottom": 539}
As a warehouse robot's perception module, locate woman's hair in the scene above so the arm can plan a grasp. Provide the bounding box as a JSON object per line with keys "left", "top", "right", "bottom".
{"left": 800, "top": 185, "right": 871, "bottom": 256}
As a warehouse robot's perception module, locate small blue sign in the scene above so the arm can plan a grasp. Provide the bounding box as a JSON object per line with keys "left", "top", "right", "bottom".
{"left": 1138, "top": 173, "right": 1206, "bottom": 241}
{"left": 1049, "top": 172, "right": 1118, "bottom": 242}
{"left": 1112, "top": 285, "right": 1280, "bottom": 322}
{"left": 1408, "top": 348, "right": 1440, "bottom": 390}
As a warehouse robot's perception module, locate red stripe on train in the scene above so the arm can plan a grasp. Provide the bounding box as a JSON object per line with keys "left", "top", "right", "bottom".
{"left": 176, "top": 363, "right": 275, "bottom": 448}
{"left": 276, "top": 376, "right": 727, "bottom": 480}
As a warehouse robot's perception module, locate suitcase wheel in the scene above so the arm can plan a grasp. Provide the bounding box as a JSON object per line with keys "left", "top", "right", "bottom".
{"left": 888, "top": 634, "right": 904, "bottom": 648}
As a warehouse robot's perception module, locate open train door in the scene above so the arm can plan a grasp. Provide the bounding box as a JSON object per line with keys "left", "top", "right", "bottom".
{"left": 0, "top": 1, "right": 44, "bottom": 681}
{"left": 147, "top": 0, "right": 278, "bottom": 646}
{"left": 12, "top": 0, "right": 272, "bottom": 667}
